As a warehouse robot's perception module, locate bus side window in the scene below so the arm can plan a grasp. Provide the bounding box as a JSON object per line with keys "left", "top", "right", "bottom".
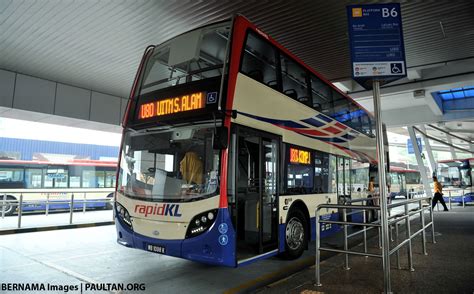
{"left": 310, "top": 75, "right": 332, "bottom": 114}
{"left": 280, "top": 54, "right": 310, "bottom": 106}
{"left": 240, "top": 32, "right": 277, "bottom": 86}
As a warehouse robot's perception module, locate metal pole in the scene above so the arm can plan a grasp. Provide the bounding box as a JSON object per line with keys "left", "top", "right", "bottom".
{"left": 420, "top": 200, "right": 427, "bottom": 255}
{"left": 449, "top": 190, "right": 452, "bottom": 210}
{"left": 395, "top": 222, "right": 401, "bottom": 269}
{"left": 363, "top": 210, "right": 368, "bottom": 256}
{"left": 46, "top": 193, "right": 50, "bottom": 216}
{"left": 372, "top": 80, "right": 391, "bottom": 293}
{"left": 83, "top": 192, "right": 86, "bottom": 213}
{"left": 462, "top": 189, "right": 465, "bottom": 208}
{"left": 430, "top": 201, "right": 436, "bottom": 244}
{"left": 69, "top": 193, "right": 74, "bottom": 225}
{"left": 405, "top": 203, "right": 414, "bottom": 271}
{"left": 17, "top": 194, "right": 23, "bottom": 229}
{"left": 343, "top": 208, "right": 350, "bottom": 270}
{"left": 315, "top": 209, "right": 322, "bottom": 286}
{"left": 1, "top": 193, "right": 6, "bottom": 219}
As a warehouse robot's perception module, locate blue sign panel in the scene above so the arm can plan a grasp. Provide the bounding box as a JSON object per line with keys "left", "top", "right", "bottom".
{"left": 347, "top": 4, "right": 407, "bottom": 90}
{"left": 407, "top": 138, "right": 422, "bottom": 154}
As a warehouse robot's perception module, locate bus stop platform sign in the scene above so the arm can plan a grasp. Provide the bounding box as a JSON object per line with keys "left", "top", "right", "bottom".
{"left": 347, "top": 3, "right": 407, "bottom": 90}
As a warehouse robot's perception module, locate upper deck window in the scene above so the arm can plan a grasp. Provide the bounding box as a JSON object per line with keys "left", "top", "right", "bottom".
{"left": 140, "top": 22, "right": 230, "bottom": 95}
{"left": 280, "top": 54, "right": 310, "bottom": 106}
{"left": 241, "top": 32, "right": 278, "bottom": 88}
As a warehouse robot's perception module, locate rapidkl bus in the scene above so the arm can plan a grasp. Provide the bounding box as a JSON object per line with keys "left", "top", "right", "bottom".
{"left": 115, "top": 16, "right": 379, "bottom": 267}
{"left": 437, "top": 158, "right": 473, "bottom": 203}
{"left": 0, "top": 159, "right": 116, "bottom": 215}
{"left": 388, "top": 167, "right": 423, "bottom": 199}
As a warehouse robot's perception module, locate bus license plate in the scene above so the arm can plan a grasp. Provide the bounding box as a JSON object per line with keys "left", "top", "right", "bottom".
{"left": 146, "top": 244, "right": 166, "bottom": 254}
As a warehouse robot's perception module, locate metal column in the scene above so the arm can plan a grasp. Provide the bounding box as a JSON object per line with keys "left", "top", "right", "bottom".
{"left": 408, "top": 127, "right": 433, "bottom": 199}
{"left": 419, "top": 125, "right": 436, "bottom": 177}
{"left": 372, "top": 81, "right": 391, "bottom": 294}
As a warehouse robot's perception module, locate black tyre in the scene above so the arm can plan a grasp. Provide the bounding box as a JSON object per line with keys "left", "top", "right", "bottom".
{"left": 0, "top": 195, "right": 17, "bottom": 216}
{"left": 282, "top": 209, "right": 307, "bottom": 259}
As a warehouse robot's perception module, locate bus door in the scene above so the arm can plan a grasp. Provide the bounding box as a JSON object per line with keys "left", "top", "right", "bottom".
{"left": 233, "top": 127, "right": 279, "bottom": 260}
{"left": 337, "top": 157, "right": 351, "bottom": 220}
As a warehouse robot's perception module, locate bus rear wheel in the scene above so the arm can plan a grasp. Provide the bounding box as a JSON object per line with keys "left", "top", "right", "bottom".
{"left": 282, "top": 210, "right": 307, "bottom": 259}
{"left": 0, "top": 195, "right": 17, "bottom": 216}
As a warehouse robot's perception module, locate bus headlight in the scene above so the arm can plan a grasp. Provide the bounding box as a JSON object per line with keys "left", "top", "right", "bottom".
{"left": 186, "top": 209, "right": 218, "bottom": 238}
{"left": 116, "top": 202, "right": 132, "bottom": 228}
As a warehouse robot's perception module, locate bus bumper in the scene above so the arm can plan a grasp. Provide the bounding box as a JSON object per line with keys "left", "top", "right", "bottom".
{"left": 115, "top": 208, "right": 236, "bottom": 267}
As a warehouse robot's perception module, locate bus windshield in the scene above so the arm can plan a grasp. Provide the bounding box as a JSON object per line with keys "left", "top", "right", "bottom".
{"left": 139, "top": 21, "right": 230, "bottom": 95}
{"left": 460, "top": 168, "right": 471, "bottom": 186}
{"left": 438, "top": 165, "right": 460, "bottom": 186}
{"left": 118, "top": 124, "right": 220, "bottom": 202}
{"left": 405, "top": 172, "right": 420, "bottom": 184}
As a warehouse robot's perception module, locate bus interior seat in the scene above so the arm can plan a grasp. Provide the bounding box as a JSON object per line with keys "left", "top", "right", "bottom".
{"left": 266, "top": 80, "right": 279, "bottom": 90}
{"left": 298, "top": 96, "right": 310, "bottom": 104}
{"left": 284, "top": 89, "right": 298, "bottom": 99}
{"left": 313, "top": 103, "right": 322, "bottom": 111}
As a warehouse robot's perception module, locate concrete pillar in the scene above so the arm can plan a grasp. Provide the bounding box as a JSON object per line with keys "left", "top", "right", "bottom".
{"left": 419, "top": 125, "right": 436, "bottom": 177}
{"left": 408, "top": 127, "right": 433, "bottom": 198}
{"left": 446, "top": 135, "right": 457, "bottom": 159}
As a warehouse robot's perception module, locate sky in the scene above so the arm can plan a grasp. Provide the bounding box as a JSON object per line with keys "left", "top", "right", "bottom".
{"left": 0, "top": 118, "right": 122, "bottom": 146}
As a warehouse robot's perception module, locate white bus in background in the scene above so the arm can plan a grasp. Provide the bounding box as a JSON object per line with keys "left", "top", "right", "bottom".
{"left": 0, "top": 159, "right": 117, "bottom": 216}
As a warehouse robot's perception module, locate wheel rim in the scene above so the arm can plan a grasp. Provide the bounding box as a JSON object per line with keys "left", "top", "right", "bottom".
{"left": 286, "top": 217, "right": 304, "bottom": 250}
{"left": 1, "top": 203, "right": 12, "bottom": 214}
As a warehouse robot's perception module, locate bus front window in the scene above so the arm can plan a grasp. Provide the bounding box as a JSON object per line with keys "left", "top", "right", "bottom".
{"left": 118, "top": 125, "right": 220, "bottom": 202}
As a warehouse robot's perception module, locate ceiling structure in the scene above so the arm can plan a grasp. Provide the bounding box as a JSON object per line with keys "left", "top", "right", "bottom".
{"left": 0, "top": 0, "right": 473, "bottom": 151}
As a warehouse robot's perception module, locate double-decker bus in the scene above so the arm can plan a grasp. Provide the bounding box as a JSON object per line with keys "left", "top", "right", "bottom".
{"left": 0, "top": 159, "right": 116, "bottom": 215}
{"left": 115, "top": 16, "right": 380, "bottom": 267}
{"left": 388, "top": 167, "right": 423, "bottom": 199}
{"left": 437, "top": 158, "right": 473, "bottom": 203}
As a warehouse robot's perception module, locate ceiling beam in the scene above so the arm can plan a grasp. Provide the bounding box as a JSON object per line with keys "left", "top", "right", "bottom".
{"left": 427, "top": 124, "right": 474, "bottom": 144}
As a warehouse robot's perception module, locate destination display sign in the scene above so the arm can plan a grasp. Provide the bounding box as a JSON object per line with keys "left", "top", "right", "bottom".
{"left": 138, "top": 92, "right": 206, "bottom": 120}
{"left": 290, "top": 148, "right": 311, "bottom": 165}
{"left": 347, "top": 3, "right": 407, "bottom": 89}
{"left": 134, "top": 90, "right": 219, "bottom": 123}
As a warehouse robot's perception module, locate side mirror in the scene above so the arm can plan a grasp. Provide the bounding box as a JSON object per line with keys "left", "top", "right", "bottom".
{"left": 213, "top": 126, "right": 228, "bottom": 150}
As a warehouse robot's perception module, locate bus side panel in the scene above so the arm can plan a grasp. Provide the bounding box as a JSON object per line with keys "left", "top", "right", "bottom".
{"left": 231, "top": 74, "right": 377, "bottom": 162}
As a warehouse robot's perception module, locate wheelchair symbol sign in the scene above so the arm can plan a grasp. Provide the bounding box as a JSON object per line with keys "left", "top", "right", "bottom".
{"left": 206, "top": 92, "right": 218, "bottom": 104}
{"left": 390, "top": 63, "right": 403, "bottom": 74}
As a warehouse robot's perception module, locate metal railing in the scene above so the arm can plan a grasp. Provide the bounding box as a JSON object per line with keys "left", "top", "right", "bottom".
{"left": 315, "top": 196, "right": 435, "bottom": 291}
{"left": 1, "top": 191, "right": 115, "bottom": 229}
{"left": 442, "top": 188, "right": 471, "bottom": 209}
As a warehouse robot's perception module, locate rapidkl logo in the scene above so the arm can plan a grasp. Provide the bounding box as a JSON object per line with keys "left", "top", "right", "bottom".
{"left": 135, "top": 204, "right": 182, "bottom": 217}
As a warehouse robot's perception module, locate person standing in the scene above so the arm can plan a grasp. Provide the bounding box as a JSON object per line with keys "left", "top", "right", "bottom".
{"left": 367, "top": 176, "right": 377, "bottom": 222}
{"left": 432, "top": 176, "right": 449, "bottom": 211}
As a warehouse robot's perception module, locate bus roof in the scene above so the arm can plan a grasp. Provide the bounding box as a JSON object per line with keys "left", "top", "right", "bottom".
{"left": 437, "top": 158, "right": 473, "bottom": 163}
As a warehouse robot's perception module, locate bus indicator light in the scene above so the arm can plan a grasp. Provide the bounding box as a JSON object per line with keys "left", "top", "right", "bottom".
{"left": 138, "top": 92, "right": 206, "bottom": 120}
{"left": 290, "top": 148, "right": 311, "bottom": 165}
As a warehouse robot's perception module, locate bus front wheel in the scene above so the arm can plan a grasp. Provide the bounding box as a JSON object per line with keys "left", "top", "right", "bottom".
{"left": 282, "top": 210, "right": 307, "bottom": 259}
{"left": 0, "top": 195, "right": 17, "bottom": 216}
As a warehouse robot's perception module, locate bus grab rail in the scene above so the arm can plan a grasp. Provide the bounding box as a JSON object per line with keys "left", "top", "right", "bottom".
{"left": 1, "top": 191, "right": 115, "bottom": 228}
{"left": 315, "top": 196, "right": 435, "bottom": 292}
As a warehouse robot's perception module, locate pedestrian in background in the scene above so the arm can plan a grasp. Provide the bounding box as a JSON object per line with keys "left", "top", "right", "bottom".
{"left": 432, "top": 176, "right": 448, "bottom": 211}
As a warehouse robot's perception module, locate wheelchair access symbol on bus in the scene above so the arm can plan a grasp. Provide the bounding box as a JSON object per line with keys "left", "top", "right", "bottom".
{"left": 218, "top": 223, "right": 228, "bottom": 234}
{"left": 206, "top": 92, "right": 218, "bottom": 104}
